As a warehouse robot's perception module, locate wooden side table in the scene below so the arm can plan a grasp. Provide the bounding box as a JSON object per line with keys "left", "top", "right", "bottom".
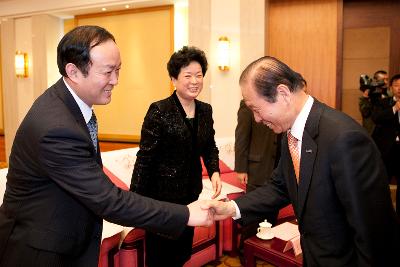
{"left": 244, "top": 235, "right": 302, "bottom": 267}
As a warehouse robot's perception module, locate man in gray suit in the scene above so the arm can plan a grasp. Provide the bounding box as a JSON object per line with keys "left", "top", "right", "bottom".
{"left": 234, "top": 99, "right": 280, "bottom": 258}
{"left": 208, "top": 56, "right": 398, "bottom": 266}
{"left": 0, "top": 25, "right": 212, "bottom": 267}
{"left": 235, "top": 99, "right": 280, "bottom": 193}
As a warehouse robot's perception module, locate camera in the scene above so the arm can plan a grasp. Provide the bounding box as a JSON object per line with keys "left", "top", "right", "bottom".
{"left": 359, "top": 74, "right": 385, "bottom": 94}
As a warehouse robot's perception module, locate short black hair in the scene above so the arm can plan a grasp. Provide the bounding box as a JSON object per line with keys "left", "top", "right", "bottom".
{"left": 167, "top": 46, "right": 208, "bottom": 79}
{"left": 389, "top": 74, "right": 400, "bottom": 86}
{"left": 373, "top": 70, "right": 387, "bottom": 80}
{"left": 57, "top": 25, "right": 115, "bottom": 77}
{"left": 239, "top": 56, "right": 306, "bottom": 103}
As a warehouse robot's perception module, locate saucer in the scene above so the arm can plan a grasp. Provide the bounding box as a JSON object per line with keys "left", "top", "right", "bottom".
{"left": 256, "top": 232, "right": 274, "bottom": 240}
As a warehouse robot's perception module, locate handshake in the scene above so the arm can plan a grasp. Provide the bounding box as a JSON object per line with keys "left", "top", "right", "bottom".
{"left": 186, "top": 199, "right": 237, "bottom": 227}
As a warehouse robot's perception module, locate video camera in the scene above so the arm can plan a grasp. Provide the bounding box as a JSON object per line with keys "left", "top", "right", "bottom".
{"left": 359, "top": 74, "right": 385, "bottom": 94}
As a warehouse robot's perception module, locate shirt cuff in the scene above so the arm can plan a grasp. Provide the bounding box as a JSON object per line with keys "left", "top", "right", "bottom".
{"left": 231, "top": 200, "right": 241, "bottom": 220}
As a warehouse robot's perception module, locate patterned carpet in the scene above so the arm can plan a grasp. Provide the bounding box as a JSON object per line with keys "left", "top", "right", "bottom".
{"left": 203, "top": 254, "right": 274, "bottom": 267}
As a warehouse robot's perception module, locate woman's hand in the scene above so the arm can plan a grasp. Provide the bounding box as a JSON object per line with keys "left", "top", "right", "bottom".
{"left": 236, "top": 172, "right": 248, "bottom": 184}
{"left": 210, "top": 172, "right": 222, "bottom": 199}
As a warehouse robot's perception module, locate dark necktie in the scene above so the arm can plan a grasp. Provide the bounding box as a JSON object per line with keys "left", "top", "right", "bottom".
{"left": 87, "top": 112, "right": 98, "bottom": 152}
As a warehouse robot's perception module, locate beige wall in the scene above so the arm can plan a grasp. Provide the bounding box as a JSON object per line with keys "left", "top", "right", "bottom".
{"left": 267, "top": 0, "right": 339, "bottom": 108}
{"left": 342, "top": 27, "right": 390, "bottom": 123}
{"left": 1, "top": 19, "right": 19, "bottom": 160}
{"left": 76, "top": 6, "right": 174, "bottom": 141}
{"left": 188, "top": 0, "right": 266, "bottom": 138}
{"left": 63, "top": 18, "right": 76, "bottom": 33}
{"left": 0, "top": 15, "right": 63, "bottom": 161}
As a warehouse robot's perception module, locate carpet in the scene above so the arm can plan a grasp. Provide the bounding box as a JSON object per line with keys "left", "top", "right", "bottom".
{"left": 203, "top": 254, "right": 275, "bottom": 267}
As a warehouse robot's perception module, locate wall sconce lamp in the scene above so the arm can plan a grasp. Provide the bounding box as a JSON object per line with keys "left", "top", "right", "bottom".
{"left": 15, "top": 51, "right": 29, "bottom": 78}
{"left": 217, "top": 36, "right": 230, "bottom": 71}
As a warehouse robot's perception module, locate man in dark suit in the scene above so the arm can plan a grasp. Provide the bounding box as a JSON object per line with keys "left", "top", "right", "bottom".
{"left": 372, "top": 73, "right": 400, "bottom": 215}
{"left": 209, "top": 56, "right": 398, "bottom": 266}
{"left": 0, "top": 25, "right": 212, "bottom": 267}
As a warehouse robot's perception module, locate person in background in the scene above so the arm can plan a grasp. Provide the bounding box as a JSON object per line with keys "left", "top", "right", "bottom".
{"left": 372, "top": 73, "right": 400, "bottom": 216}
{"left": 359, "top": 70, "right": 389, "bottom": 135}
{"left": 207, "top": 56, "right": 398, "bottom": 266}
{"left": 0, "top": 26, "right": 212, "bottom": 267}
{"left": 235, "top": 99, "right": 281, "bottom": 194}
{"left": 234, "top": 99, "right": 280, "bottom": 258}
{"left": 130, "top": 46, "right": 222, "bottom": 267}
{"left": 373, "top": 70, "right": 389, "bottom": 96}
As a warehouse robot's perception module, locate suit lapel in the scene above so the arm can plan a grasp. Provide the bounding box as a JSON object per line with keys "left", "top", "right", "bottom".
{"left": 54, "top": 78, "right": 87, "bottom": 127}
{"left": 297, "top": 131, "right": 317, "bottom": 218}
{"left": 53, "top": 78, "right": 102, "bottom": 164}
{"left": 297, "top": 100, "right": 322, "bottom": 219}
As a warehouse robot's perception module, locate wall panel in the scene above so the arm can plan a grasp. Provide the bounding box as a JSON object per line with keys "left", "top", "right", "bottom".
{"left": 267, "top": 0, "right": 338, "bottom": 108}
{"left": 76, "top": 6, "right": 173, "bottom": 142}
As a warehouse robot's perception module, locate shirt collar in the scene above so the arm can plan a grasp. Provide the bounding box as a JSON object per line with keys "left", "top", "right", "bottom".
{"left": 63, "top": 77, "right": 93, "bottom": 124}
{"left": 290, "top": 95, "right": 314, "bottom": 141}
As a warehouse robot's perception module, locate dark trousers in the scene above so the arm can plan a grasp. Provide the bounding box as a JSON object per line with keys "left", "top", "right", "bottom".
{"left": 145, "top": 226, "right": 194, "bottom": 267}
{"left": 383, "top": 143, "right": 400, "bottom": 216}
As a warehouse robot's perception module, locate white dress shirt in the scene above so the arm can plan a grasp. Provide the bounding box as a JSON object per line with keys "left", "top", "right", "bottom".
{"left": 63, "top": 77, "right": 93, "bottom": 124}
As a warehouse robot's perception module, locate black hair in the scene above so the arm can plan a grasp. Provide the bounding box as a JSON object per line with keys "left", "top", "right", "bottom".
{"left": 389, "top": 74, "right": 400, "bottom": 86}
{"left": 57, "top": 25, "right": 115, "bottom": 77}
{"left": 167, "top": 46, "right": 208, "bottom": 79}
{"left": 239, "top": 56, "right": 306, "bottom": 103}
{"left": 373, "top": 70, "right": 387, "bottom": 80}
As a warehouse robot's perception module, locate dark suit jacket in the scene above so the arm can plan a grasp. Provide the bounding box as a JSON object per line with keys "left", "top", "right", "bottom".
{"left": 235, "top": 99, "right": 398, "bottom": 266}
{"left": 131, "top": 91, "right": 220, "bottom": 204}
{"left": 235, "top": 100, "right": 280, "bottom": 188}
{"left": 371, "top": 97, "right": 400, "bottom": 172}
{"left": 0, "top": 79, "right": 188, "bottom": 267}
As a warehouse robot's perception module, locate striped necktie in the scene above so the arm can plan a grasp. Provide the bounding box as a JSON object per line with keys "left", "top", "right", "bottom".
{"left": 287, "top": 131, "right": 300, "bottom": 183}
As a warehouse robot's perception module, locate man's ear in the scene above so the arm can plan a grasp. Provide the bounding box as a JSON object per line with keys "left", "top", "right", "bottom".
{"left": 65, "top": 63, "right": 80, "bottom": 82}
{"left": 277, "top": 84, "right": 291, "bottom": 103}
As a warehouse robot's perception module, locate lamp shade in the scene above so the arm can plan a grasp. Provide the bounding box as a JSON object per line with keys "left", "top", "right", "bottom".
{"left": 217, "top": 36, "right": 230, "bottom": 71}
{"left": 15, "top": 51, "right": 28, "bottom": 78}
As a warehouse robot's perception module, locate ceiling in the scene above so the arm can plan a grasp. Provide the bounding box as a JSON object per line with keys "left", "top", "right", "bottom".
{"left": 0, "top": 0, "right": 185, "bottom": 19}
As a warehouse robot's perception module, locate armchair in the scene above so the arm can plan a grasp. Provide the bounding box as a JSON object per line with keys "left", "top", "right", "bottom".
{"left": 102, "top": 160, "right": 224, "bottom": 267}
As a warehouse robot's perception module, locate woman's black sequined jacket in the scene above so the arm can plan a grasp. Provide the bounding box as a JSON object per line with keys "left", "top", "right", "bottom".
{"left": 130, "top": 91, "right": 220, "bottom": 204}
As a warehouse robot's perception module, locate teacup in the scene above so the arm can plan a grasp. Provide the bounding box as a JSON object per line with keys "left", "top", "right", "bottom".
{"left": 257, "top": 219, "right": 272, "bottom": 237}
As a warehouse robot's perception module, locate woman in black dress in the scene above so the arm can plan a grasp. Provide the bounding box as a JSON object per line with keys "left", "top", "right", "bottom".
{"left": 130, "top": 46, "right": 221, "bottom": 267}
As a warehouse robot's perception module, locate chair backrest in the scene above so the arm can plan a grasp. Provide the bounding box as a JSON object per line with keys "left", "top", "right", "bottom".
{"left": 201, "top": 159, "right": 234, "bottom": 176}
{"left": 277, "top": 204, "right": 296, "bottom": 224}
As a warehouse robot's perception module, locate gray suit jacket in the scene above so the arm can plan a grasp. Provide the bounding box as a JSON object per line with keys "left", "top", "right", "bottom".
{"left": 236, "top": 99, "right": 398, "bottom": 266}
{"left": 0, "top": 78, "right": 188, "bottom": 267}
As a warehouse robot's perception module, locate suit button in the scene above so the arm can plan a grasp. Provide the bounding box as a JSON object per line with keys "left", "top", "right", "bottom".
{"left": 94, "top": 231, "right": 101, "bottom": 238}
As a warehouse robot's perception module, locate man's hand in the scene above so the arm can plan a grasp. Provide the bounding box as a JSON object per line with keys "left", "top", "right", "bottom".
{"left": 210, "top": 172, "right": 222, "bottom": 199}
{"left": 393, "top": 100, "right": 400, "bottom": 113}
{"left": 203, "top": 199, "right": 237, "bottom": 221}
{"left": 362, "top": 89, "right": 370, "bottom": 98}
{"left": 237, "top": 172, "right": 248, "bottom": 184}
{"left": 187, "top": 200, "right": 214, "bottom": 227}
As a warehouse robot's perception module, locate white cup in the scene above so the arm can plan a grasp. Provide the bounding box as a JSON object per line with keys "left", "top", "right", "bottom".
{"left": 257, "top": 219, "right": 272, "bottom": 237}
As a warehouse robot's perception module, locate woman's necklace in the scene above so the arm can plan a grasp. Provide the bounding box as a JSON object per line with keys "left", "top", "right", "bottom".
{"left": 183, "top": 102, "right": 195, "bottom": 118}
